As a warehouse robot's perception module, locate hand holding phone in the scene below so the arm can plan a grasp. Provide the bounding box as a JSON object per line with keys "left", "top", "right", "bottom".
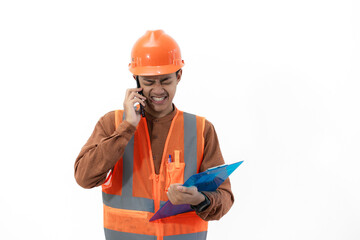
{"left": 123, "top": 83, "right": 146, "bottom": 127}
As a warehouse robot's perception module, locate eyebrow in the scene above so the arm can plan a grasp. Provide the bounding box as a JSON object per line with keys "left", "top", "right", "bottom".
{"left": 143, "top": 77, "right": 170, "bottom": 82}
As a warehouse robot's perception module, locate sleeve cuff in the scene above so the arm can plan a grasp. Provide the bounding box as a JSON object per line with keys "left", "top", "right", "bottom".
{"left": 194, "top": 191, "right": 216, "bottom": 219}
{"left": 191, "top": 192, "right": 211, "bottom": 213}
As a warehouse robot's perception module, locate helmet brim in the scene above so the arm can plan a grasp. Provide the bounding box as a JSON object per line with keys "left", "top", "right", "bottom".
{"left": 129, "top": 63, "right": 184, "bottom": 76}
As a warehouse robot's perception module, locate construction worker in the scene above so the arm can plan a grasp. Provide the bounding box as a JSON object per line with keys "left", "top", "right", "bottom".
{"left": 74, "top": 30, "right": 234, "bottom": 240}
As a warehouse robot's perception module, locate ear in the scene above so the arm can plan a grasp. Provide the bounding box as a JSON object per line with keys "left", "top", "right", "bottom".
{"left": 133, "top": 75, "right": 137, "bottom": 80}
{"left": 176, "top": 69, "right": 182, "bottom": 83}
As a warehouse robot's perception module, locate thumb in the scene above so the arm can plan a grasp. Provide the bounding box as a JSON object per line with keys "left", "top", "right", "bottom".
{"left": 177, "top": 186, "right": 198, "bottom": 194}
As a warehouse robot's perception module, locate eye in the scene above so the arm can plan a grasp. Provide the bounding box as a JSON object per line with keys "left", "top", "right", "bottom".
{"left": 161, "top": 80, "right": 172, "bottom": 85}
{"left": 143, "top": 80, "right": 154, "bottom": 86}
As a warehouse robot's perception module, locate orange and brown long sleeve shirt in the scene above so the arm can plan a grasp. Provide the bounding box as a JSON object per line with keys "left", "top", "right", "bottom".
{"left": 74, "top": 107, "right": 234, "bottom": 221}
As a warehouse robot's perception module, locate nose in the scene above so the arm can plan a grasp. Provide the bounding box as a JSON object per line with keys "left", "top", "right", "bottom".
{"left": 152, "top": 81, "right": 166, "bottom": 95}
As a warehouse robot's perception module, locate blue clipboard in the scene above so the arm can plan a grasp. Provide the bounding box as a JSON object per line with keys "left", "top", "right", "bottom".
{"left": 149, "top": 160, "right": 243, "bottom": 221}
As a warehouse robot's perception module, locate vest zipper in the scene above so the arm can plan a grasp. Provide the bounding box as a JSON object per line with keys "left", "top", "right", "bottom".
{"left": 154, "top": 174, "right": 160, "bottom": 211}
{"left": 142, "top": 119, "right": 163, "bottom": 239}
{"left": 142, "top": 112, "right": 180, "bottom": 240}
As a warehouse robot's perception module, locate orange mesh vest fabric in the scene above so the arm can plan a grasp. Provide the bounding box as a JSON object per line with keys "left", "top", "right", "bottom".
{"left": 101, "top": 110, "right": 208, "bottom": 240}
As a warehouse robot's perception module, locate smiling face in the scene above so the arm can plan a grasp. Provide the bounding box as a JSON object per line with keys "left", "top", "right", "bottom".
{"left": 136, "top": 70, "right": 182, "bottom": 118}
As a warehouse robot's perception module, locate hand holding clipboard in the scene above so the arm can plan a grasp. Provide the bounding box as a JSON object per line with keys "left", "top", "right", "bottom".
{"left": 150, "top": 161, "right": 244, "bottom": 221}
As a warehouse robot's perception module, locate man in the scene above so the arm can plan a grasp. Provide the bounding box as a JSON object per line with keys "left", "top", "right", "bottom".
{"left": 74, "top": 30, "right": 234, "bottom": 240}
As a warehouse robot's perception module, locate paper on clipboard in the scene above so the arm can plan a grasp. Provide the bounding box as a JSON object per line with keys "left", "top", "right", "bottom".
{"left": 149, "top": 161, "right": 243, "bottom": 221}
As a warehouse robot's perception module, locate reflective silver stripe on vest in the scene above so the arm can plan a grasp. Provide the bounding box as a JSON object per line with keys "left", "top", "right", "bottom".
{"left": 122, "top": 135, "right": 134, "bottom": 196}
{"left": 105, "top": 228, "right": 156, "bottom": 240}
{"left": 122, "top": 112, "right": 133, "bottom": 196}
{"left": 103, "top": 113, "right": 154, "bottom": 212}
{"left": 183, "top": 112, "right": 198, "bottom": 182}
{"left": 105, "top": 228, "right": 207, "bottom": 240}
{"left": 102, "top": 133, "right": 155, "bottom": 212}
{"left": 103, "top": 192, "right": 154, "bottom": 212}
{"left": 160, "top": 200, "right": 167, "bottom": 209}
{"left": 164, "top": 231, "right": 207, "bottom": 240}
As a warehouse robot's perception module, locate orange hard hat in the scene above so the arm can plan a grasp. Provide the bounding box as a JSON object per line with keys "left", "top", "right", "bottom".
{"left": 129, "top": 30, "right": 184, "bottom": 76}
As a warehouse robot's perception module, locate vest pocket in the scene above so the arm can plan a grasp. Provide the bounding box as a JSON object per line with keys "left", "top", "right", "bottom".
{"left": 165, "top": 161, "right": 185, "bottom": 191}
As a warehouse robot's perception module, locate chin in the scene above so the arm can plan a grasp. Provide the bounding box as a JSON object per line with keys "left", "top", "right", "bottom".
{"left": 149, "top": 103, "right": 172, "bottom": 115}
{"left": 153, "top": 105, "right": 168, "bottom": 112}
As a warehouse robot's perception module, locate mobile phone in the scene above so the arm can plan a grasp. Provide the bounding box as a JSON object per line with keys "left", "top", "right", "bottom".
{"left": 136, "top": 76, "right": 145, "bottom": 117}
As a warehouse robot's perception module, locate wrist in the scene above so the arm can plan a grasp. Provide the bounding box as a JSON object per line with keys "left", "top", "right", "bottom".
{"left": 116, "top": 121, "right": 136, "bottom": 137}
{"left": 192, "top": 191, "right": 205, "bottom": 206}
{"left": 191, "top": 192, "right": 210, "bottom": 212}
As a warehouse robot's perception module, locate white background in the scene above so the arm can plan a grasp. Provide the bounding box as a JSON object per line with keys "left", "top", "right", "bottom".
{"left": 1, "top": 0, "right": 359, "bottom": 239}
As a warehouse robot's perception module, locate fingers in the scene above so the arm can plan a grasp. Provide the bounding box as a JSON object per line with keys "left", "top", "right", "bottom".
{"left": 125, "top": 88, "right": 145, "bottom": 100}
{"left": 124, "top": 88, "right": 146, "bottom": 107}
{"left": 123, "top": 88, "right": 146, "bottom": 127}
{"left": 128, "top": 96, "right": 146, "bottom": 107}
{"left": 167, "top": 185, "right": 201, "bottom": 205}
{"left": 176, "top": 186, "right": 198, "bottom": 194}
{"left": 132, "top": 95, "right": 146, "bottom": 107}
{"left": 125, "top": 88, "right": 142, "bottom": 98}
{"left": 167, "top": 184, "right": 195, "bottom": 195}
{"left": 127, "top": 89, "right": 146, "bottom": 100}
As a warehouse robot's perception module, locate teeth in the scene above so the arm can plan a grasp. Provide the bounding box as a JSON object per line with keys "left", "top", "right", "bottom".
{"left": 152, "top": 97, "right": 165, "bottom": 101}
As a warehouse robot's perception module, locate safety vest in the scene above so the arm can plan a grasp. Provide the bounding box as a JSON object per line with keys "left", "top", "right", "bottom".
{"left": 102, "top": 109, "right": 209, "bottom": 240}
